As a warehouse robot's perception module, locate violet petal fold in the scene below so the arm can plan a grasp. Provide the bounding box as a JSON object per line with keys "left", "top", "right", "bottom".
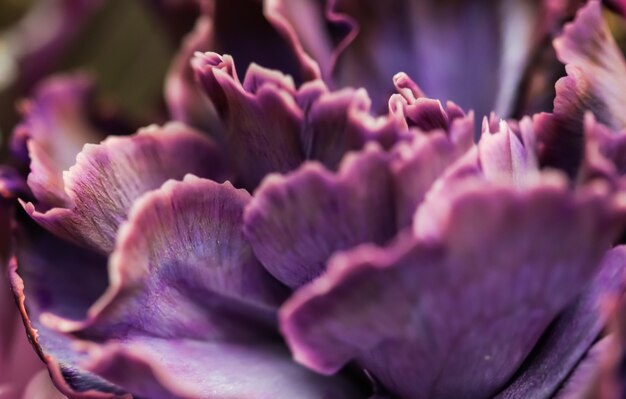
{"left": 391, "top": 113, "right": 474, "bottom": 228}
{"left": 244, "top": 144, "right": 396, "bottom": 288}
{"left": 9, "top": 223, "right": 127, "bottom": 397}
{"left": 281, "top": 177, "right": 624, "bottom": 399}
{"left": 47, "top": 175, "right": 287, "bottom": 340}
{"left": 193, "top": 52, "right": 304, "bottom": 190}
{"left": 79, "top": 337, "right": 365, "bottom": 399}
{"left": 495, "top": 245, "right": 626, "bottom": 399}
{"left": 553, "top": 336, "right": 613, "bottom": 399}
{"left": 22, "top": 122, "right": 228, "bottom": 254}
{"left": 553, "top": 0, "right": 626, "bottom": 130}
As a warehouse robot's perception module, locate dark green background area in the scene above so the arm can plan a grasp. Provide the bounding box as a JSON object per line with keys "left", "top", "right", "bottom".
{"left": 0, "top": 0, "right": 177, "bottom": 148}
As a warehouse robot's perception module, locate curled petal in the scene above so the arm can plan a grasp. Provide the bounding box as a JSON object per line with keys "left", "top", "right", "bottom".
{"left": 553, "top": 0, "right": 626, "bottom": 130}
{"left": 22, "top": 123, "right": 228, "bottom": 253}
{"left": 281, "top": 178, "right": 624, "bottom": 398}
{"left": 193, "top": 52, "right": 304, "bottom": 189}
{"left": 245, "top": 145, "right": 396, "bottom": 288}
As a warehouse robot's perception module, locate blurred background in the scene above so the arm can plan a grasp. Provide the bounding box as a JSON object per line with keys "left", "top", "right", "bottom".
{"left": 0, "top": 0, "right": 200, "bottom": 151}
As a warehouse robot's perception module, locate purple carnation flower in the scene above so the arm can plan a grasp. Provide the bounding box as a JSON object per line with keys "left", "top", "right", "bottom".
{"left": 3, "top": 0, "right": 626, "bottom": 398}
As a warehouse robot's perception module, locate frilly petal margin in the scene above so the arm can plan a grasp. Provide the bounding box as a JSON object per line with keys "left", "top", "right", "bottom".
{"left": 35, "top": 176, "right": 364, "bottom": 398}
{"left": 244, "top": 144, "right": 396, "bottom": 289}
{"left": 21, "top": 122, "right": 229, "bottom": 254}
{"left": 47, "top": 175, "right": 287, "bottom": 340}
{"left": 553, "top": 0, "right": 626, "bottom": 130}
{"left": 193, "top": 52, "right": 408, "bottom": 189}
{"left": 495, "top": 245, "right": 626, "bottom": 399}
{"left": 280, "top": 177, "right": 625, "bottom": 399}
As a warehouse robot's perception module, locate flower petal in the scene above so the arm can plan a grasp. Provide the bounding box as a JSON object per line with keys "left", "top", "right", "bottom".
{"left": 495, "top": 246, "right": 626, "bottom": 399}
{"left": 553, "top": 0, "right": 626, "bottom": 130}
{"left": 48, "top": 176, "right": 286, "bottom": 340}
{"left": 79, "top": 337, "right": 365, "bottom": 399}
{"left": 281, "top": 178, "right": 624, "bottom": 398}
{"left": 193, "top": 52, "right": 304, "bottom": 189}
{"left": 244, "top": 145, "right": 396, "bottom": 288}
{"left": 22, "top": 122, "right": 228, "bottom": 253}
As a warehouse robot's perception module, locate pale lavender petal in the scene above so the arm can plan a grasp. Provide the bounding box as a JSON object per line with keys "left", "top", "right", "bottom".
{"left": 193, "top": 52, "right": 304, "bottom": 189}
{"left": 79, "top": 337, "right": 365, "bottom": 399}
{"left": 281, "top": 178, "right": 624, "bottom": 399}
{"left": 553, "top": 0, "right": 626, "bottom": 130}
{"left": 244, "top": 145, "right": 396, "bottom": 288}
{"left": 495, "top": 246, "right": 626, "bottom": 399}
{"left": 22, "top": 122, "right": 228, "bottom": 253}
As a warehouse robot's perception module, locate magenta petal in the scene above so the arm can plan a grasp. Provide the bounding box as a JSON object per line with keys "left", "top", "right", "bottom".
{"left": 79, "top": 337, "right": 364, "bottom": 399}
{"left": 245, "top": 145, "right": 396, "bottom": 288}
{"left": 495, "top": 246, "right": 626, "bottom": 399}
{"left": 22, "top": 122, "right": 228, "bottom": 253}
{"left": 281, "top": 179, "right": 624, "bottom": 398}
{"left": 553, "top": 0, "right": 626, "bottom": 130}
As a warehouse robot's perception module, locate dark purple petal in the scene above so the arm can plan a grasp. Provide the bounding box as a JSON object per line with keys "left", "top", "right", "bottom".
{"left": 326, "top": 0, "right": 556, "bottom": 118}
{"left": 495, "top": 246, "right": 626, "bottom": 399}
{"left": 553, "top": 0, "right": 626, "bottom": 130}
{"left": 9, "top": 223, "right": 127, "bottom": 398}
{"left": 244, "top": 145, "right": 396, "bottom": 288}
{"left": 22, "top": 122, "right": 228, "bottom": 254}
{"left": 281, "top": 178, "right": 624, "bottom": 398}
{"left": 297, "top": 82, "right": 406, "bottom": 170}
{"left": 193, "top": 52, "right": 304, "bottom": 190}
{"left": 553, "top": 336, "right": 613, "bottom": 399}
{"left": 165, "top": 15, "right": 221, "bottom": 134}
{"left": 391, "top": 113, "right": 474, "bottom": 228}
{"left": 78, "top": 337, "right": 365, "bottom": 399}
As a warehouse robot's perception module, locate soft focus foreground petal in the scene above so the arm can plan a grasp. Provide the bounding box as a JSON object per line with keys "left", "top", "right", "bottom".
{"left": 0, "top": 198, "right": 47, "bottom": 398}
{"left": 20, "top": 370, "right": 67, "bottom": 399}
{"left": 79, "top": 337, "right": 365, "bottom": 399}
{"left": 61, "top": 176, "right": 287, "bottom": 340}
{"left": 9, "top": 223, "right": 127, "bottom": 397}
{"left": 553, "top": 336, "right": 613, "bottom": 399}
{"left": 495, "top": 246, "right": 626, "bottom": 399}
{"left": 13, "top": 74, "right": 105, "bottom": 209}
{"left": 193, "top": 52, "right": 303, "bottom": 189}
{"left": 326, "top": 0, "right": 555, "bottom": 118}
{"left": 553, "top": 0, "right": 626, "bottom": 130}
{"left": 22, "top": 122, "right": 228, "bottom": 253}
{"left": 281, "top": 178, "right": 624, "bottom": 399}
{"left": 245, "top": 145, "right": 396, "bottom": 288}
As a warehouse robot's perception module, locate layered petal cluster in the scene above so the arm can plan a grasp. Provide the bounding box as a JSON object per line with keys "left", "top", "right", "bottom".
{"left": 3, "top": 0, "right": 626, "bottom": 399}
